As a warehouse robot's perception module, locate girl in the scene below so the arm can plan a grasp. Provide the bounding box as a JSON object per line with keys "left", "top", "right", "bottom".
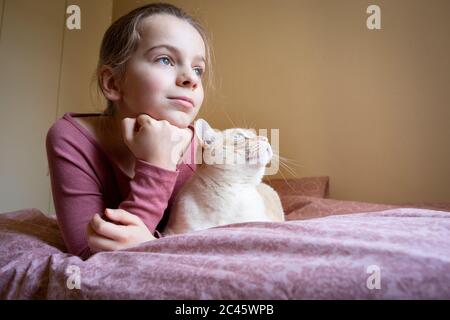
{"left": 46, "top": 3, "right": 212, "bottom": 260}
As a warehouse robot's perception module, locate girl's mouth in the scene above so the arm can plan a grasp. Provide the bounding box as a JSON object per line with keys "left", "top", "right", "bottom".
{"left": 168, "top": 97, "right": 194, "bottom": 109}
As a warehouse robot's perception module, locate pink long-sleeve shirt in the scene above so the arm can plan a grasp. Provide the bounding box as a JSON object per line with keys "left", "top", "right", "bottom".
{"left": 46, "top": 112, "right": 197, "bottom": 260}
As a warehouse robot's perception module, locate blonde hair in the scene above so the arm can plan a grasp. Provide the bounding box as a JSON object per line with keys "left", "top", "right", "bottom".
{"left": 91, "top": 2, "right": 214, "bottom": 117}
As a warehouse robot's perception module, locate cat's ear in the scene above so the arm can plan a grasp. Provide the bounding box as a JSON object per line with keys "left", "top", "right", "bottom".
{"left": 195, "top": 118, "right": 217, "bottom": 146}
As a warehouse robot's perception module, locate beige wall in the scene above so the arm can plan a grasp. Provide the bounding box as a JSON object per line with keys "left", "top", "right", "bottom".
{"left": 114, "top": 0, "right": 450, "bottom": 204}
{"left": 57, "top": 0, "right": 112, "bottom": 117}
{"left": 0, "top": 0, "right": 448, "bottom": 215}
{"left": 0, "top": 0, "right": 65, "bottom": 214}
{"left": 0, "top": 0, "right": 112, "bottom": 214}
{"left": 0, "top": 1, "right": 4, "bottom": 29}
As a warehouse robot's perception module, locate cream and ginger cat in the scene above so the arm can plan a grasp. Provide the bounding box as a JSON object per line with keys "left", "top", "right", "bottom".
{"left": 163, "top": 119, "right": 284, "bottom": 236}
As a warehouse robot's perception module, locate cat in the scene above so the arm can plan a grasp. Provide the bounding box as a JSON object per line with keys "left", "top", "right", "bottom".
{"left": 162, "top": 118, "right": 284, "bottom": 236}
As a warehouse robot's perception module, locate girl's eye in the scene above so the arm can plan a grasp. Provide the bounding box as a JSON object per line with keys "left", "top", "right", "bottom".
{"left": 194, "top": 67, "right": 204, "bottom": 77}
{"left": 156, "top": 57, "right": 203, "bottom": 76}
{"left": 156, "top": 57, "right": 172, "bottom": 66}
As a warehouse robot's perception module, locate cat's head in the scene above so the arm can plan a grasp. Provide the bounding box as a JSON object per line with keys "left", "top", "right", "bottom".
{"left": 195, "top": 119, "right": 273, "bottom": 182}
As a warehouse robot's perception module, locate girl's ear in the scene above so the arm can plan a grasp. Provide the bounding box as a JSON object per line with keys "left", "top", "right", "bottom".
{"left": 195, "top": 118, "right": 217, "bottom": 146}
{"left": 100, "top": 65, "right": 122, "bottom": 101}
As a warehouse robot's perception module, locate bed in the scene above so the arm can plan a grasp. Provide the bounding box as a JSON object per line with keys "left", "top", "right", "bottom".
{"left": 1, "top": 177, "right": 449, "bottom": 299}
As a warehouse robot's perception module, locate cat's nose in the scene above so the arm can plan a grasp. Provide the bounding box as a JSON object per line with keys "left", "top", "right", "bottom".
{"left": 267, "top": 145, "right": 273, "bottom": 156}
{"left": 258, "top": 136, "right": 268, "bottom": 142}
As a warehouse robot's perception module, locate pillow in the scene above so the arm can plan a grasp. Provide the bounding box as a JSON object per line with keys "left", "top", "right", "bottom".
{"left": 265, "top": 177, "right": 450, "bottom": 221}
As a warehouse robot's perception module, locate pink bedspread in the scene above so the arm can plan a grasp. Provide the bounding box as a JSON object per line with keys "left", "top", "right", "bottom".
{"left": 1, "top": 204, "right": 449, "bottom": 299}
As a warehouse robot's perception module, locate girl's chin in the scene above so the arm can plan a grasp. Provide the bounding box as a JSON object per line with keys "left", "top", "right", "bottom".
{"left": 126, "top": 107, "right": 195, "bottom": 128}
{"left": 163, "top": 112, "right": 194, "bottom": 128}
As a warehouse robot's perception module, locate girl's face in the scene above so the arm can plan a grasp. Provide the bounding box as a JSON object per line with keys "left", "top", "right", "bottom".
{"left": 112, "top": 14, "right": 206, "bottom": 128}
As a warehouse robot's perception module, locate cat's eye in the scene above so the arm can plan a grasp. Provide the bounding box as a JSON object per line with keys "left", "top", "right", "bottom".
{"left": 205, "top": 137, "right": 215, "bottom": 145}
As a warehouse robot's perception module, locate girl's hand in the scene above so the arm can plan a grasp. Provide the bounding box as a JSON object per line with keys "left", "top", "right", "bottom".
{"left": 86, "top": 208, "right": 156, "bottom": 253}
{"left": 121, "top": 114, "right": 192, "bottom": 171}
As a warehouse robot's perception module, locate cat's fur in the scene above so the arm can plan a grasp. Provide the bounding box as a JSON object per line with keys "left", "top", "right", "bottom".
{"left": 163, "top": 119, "right": 284, "bottom": 235}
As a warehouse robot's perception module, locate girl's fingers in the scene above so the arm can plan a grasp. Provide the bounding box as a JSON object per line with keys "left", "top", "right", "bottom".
{"left": 121, "top": 117, "right": 136, "bottom": 144}
{"left": 136, "top": 114, "right": 155, "bottom": 127}
{"left": 105, "top": 208, "right": 144, "bottom": 227}
{"left": 90, "top": 213, "right": 129, "bottom": 242}
{"left": 87, "top": 224, "right": 120, "bottom": 252}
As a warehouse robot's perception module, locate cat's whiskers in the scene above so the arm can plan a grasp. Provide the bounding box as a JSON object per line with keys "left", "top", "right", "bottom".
{"left": 242, "top": 113, "right": 249, "bottom": 129}
{"left": 272, "top": 154, "right": 297, "bottom": 177}
{"left": 275, "top": 156, "right": 297, "bottom": 177}
{"left": 265, "top": 155, "right": 296, "bottom": 191}
{"left": 272, "top": 152, "right": 304, "bottom": 170}
{"left": 223, "top": 109, "right": 237, "bottom": 128}
{"left": 280, "top": 162, "right": 297, "bottom": 178}
{"left": 277, "top": 155, "right": 303, "bottom": 167}
{"left": 268, "top": 153, "right": 297, "bottom": 192}
{"left": 278, "top": 168, "right": 296, "bottom": 192}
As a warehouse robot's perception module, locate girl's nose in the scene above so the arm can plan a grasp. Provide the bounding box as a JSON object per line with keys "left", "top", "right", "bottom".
{"left": 177, "top": 71, "right": 198, "bottom": 90}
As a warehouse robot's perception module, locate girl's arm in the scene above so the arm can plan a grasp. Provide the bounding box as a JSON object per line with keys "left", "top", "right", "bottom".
{"left": 45, "top": 117, "right": 184, "bottom": 259}
{"left": 84, "top": 116, "right": 194, "bottom": 253}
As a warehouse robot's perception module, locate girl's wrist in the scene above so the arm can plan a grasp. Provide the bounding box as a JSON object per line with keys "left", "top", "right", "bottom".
{"left": 139, "top": 158, "right": 177, "bottom": 172}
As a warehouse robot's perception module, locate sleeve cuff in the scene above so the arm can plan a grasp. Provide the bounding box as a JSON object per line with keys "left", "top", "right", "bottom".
{"left": 134, "top": 159, "right": 179, "bottom": 181}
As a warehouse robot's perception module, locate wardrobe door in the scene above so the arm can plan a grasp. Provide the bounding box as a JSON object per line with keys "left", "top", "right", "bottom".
{"left": 0, "top": 0, "right": 65, "bottom": 214}
{"left": 0, "top": 0, "right": 112, "bottom": 215}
